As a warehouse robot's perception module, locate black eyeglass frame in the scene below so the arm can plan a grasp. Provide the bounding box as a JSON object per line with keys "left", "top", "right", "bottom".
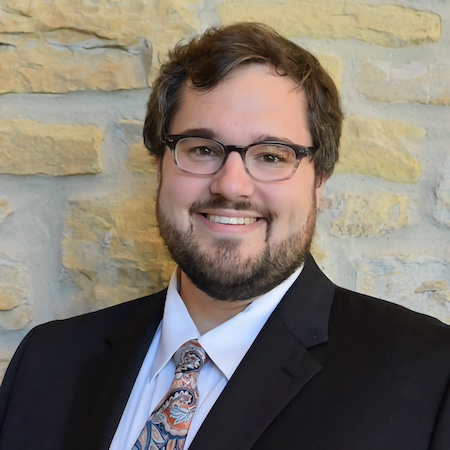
{"left": 164, "top": 134, "right": 316, "bottom": 181}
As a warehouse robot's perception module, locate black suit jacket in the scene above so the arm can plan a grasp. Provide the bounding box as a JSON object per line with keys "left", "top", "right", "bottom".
{"left": 0, "top": 255, "right": 449, "bottom": 449}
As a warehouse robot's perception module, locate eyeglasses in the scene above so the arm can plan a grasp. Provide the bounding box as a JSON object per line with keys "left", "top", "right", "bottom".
{"left": 164, "top": 135, "right": 315, "bottom": 182}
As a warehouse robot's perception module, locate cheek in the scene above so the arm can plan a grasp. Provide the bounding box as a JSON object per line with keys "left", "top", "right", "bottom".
{"left": 158, "top": 163, "right": 185, "bottom": 217}
{"left": 263, "top": 185, "right": 315, "bottom": 231}
{"left": 159, "top": 177, "right": 187, "bottom": 214}
{"left": 159, "top": 163, "right": 210, "bottom": 216}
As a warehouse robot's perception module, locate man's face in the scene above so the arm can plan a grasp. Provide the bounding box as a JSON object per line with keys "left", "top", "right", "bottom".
{"left": 156, "top": 64, "right": 325, "bottom": 301}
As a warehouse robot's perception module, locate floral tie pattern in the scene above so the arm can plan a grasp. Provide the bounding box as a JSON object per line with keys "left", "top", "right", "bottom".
{"left": 133, "top": 340, "right": 207, "bottom": 450}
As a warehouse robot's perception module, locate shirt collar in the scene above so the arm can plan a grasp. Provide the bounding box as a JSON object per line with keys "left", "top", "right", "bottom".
{"left": 150, "top": 270, "right": 201, "bottom": 379}
{"left": 154, "top": 265, "right": 303, "bottom": 381}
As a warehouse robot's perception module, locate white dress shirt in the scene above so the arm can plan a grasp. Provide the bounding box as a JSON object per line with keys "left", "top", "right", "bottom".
{"left": 110, "top": 266, "right": 302, "bottom": 450}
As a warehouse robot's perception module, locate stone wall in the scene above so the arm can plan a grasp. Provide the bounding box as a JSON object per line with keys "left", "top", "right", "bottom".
{"left": 0, "top": 0, "right": 449, "bottom": 378}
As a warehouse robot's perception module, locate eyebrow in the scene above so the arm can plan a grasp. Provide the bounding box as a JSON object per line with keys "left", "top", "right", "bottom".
{"left": 174, "top": 128, "right": 297, "bottom": 145}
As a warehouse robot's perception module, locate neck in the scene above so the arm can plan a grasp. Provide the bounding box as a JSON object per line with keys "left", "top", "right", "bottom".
{"left": 179, "top": 271, "right": 253, "bottom": 335}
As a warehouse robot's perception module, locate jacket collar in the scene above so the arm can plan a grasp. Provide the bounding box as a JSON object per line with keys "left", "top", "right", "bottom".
{"left": 190, "top": 254, "right": 335, "bottom": 450}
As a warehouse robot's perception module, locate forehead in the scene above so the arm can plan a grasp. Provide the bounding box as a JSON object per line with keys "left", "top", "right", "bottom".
{"left": 169, "top": 64, "right": 311, "bottom": 146}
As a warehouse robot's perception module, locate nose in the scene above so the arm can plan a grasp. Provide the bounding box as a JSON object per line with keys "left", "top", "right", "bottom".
{"left": 209, "top": 151, "right": 255, "bottom": 200}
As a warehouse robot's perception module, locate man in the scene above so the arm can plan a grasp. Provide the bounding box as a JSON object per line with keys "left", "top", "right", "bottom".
{"left": 0, "top": 22, "right": 449, "bottom": 450}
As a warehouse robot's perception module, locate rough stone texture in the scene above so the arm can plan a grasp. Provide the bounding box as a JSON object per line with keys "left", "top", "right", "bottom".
{"left": 0, "top": 32, "right": 150, "bottom": 93}
{"left": 0, "top": 0, "right": 200, "bottom": 40}
{"left": 0, "top": 120, "right": 103, "bottom": 176}
{"left": 63, "top": 197, "right": 175, "bottom": 308}
{"left": 218, "top": 1, "right": 441, "bottom": 47}
{"left": 336, "top": 116, "right": 424, "bottom": 183}
{"left": 0, "top": 256, "right": 32, "bottom": 331}
{"left": 415, "top": 280, "right": 449, "bottom": 300}
{"left": 0, "top": 199, "right": 13, "bottom": 224}
{"left": 356, "top": 256, "right": 450, "bottom": 323}
{"left": 317, "top": 54, "right": 342, "bottom": 88}
{"left": 434, "top": 157, "right": 450, "bottom": 228}
{"left": 127, "top": 142, "right": 158, "bottom": 174}
{"left": 355, "top": 60, "right": 450, "bottom": 106}
{"left": 328, "top": 192, "right": 409, "bottom": 237}
{"left": 117, "top": 120, "right": 157, "bottom": 174}
{"left": 0, "top": 0, "right": 202, "bottom": 82}
{"left": 0, "top": 256, "right": 30, "bottom": 311}
{"left": 0, "top": 307, "right": 33, "bottom": 331}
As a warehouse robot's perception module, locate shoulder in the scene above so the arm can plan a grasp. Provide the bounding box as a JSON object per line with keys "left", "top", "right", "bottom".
{"left": 13, "top": 289, "right": 166, "bottom": 357}
{"left": 329, "top": 286, "right": 450, "bottom": 366}
{"left": 332, "top": 285, "right": 449, "bottom": 333}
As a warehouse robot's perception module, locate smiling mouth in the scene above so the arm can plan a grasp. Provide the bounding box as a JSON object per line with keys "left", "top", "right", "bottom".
{"left": 204, "top": 214, "right": 259, "bottom": 225}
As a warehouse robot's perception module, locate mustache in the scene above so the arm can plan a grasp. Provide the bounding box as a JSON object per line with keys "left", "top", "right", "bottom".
{"left": 189, "top": 198, "right": 273, "bottom": 222}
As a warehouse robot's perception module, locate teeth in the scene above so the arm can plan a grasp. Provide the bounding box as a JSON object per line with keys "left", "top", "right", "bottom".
{"left": 206, "top": 215, "right": 257, "bottom": 225}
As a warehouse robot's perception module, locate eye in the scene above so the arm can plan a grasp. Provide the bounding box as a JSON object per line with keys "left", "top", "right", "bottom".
{"left": 260, "top": 153, "right": 285, "bottom": 164}
{"left": 179, "top": 140, "right": 224, "bottom": 161}
{"left": 177, "top": 137, "right": 223, "bottom": 159}
{"left": 251, "top": 145, "right": 293, "bottom": 164}
{"left": 186, "top": 145, "right": 223, "bottom": 160}
{"left": 190, "top": 146, "right": 216, "bottom": 157}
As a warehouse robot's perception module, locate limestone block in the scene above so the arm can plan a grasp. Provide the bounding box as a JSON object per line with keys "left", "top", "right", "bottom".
{"left": 0, "top": 255, "right": 32, "bottom": 331}
{"left": 0, "top": 0, "right": 202, "bottom": 82}
{"left": 356, "top": 256, "right": 450, "bottom": 324}
{"left": 355, "top": 60, "right": 450, "bottom": 106}
{"left": 317, "top": 54, "right": 342, "bottom": 88}
{"left": 336, "top": 116, "right": 424, "bottom": 183}
{"left": 415, "top": 280, "right": 449, "bottom": 300}
{"left": 126, "top": 143, "right": 157, "bottom": 174}
{"left": 0, "top": 255, "right": 30, "bottom": 311}
{"left": 0, "top": 307, "right": 33, "bottom": 331}
{"left": 329, "top": 192, "right": 409, "bottom": 237}
{"left": 0, "top": 32, "right": 150, "bottom": 93}
{"left": 116, "top": 120, "right": 157, "bottom": 174}
{"left": 218, "top": 1, "right": 440, "bottom": 47}
{"left": 434, "top": 157, "right": 450, "bottom": 227}
{"left": 0, "top": 199, "right": 13, "bottom": 224}
{"left": 63, "top": 197, "right": 175, "bottom": 308}
{"left": 0, "top": 0, "right": 201, "bottom": 40}
{"left": 0, "top": 120, "right": 103, "bottom": 176}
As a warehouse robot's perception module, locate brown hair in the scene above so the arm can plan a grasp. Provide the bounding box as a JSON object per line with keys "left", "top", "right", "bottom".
{"left": 143, "top": 22, "right": 343, "bottom": 179}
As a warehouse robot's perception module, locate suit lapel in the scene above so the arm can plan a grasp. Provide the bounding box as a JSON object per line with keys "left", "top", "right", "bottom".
{"left": 191, "top": 315, "right": 322, "bottom": 450}
{"left": 64, "top": 291, "right": 166, "bottom": 450}
{"left": 191, "top": 255, "right": 335, "bottom": 450}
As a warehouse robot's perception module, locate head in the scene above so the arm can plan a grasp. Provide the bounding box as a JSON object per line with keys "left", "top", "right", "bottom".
{"left": 144, "top": 23, "right": 343, "bottom": 301}
{"left": 144, "top": 22, "right": 342, "bottom": 181}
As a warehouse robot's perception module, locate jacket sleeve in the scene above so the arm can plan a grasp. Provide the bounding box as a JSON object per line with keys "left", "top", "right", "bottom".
{"left": 430, "top": 380, "right": 450, "bottom": 450}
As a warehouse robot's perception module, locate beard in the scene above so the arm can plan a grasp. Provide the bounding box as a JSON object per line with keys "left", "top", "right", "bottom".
{"left": 156, "top": 193, "right": 317, "bottom": 302}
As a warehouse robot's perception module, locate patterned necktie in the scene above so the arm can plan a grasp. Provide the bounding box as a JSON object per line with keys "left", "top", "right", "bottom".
{"left": 133, "top": 340, "right": 207, "bottom": 450}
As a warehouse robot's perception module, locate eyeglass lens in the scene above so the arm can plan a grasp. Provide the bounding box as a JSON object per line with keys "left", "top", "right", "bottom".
{"left": 174, "top": 137, "right": 297, "bottom": 181}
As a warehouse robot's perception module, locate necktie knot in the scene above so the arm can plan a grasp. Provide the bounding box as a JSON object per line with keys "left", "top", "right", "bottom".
{"left": 174, "top": 340, "right": 206, "bottom": 375}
